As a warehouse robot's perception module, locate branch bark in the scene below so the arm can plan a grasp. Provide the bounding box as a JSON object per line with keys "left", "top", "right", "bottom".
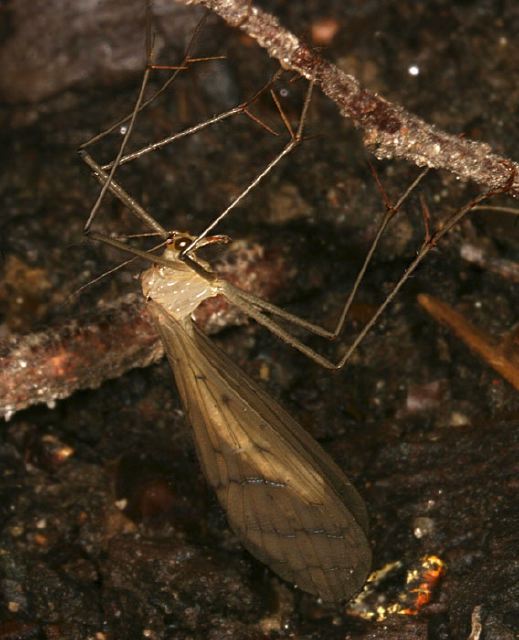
{"left": 178, "top": 0, "right": 519, "bottom": 197}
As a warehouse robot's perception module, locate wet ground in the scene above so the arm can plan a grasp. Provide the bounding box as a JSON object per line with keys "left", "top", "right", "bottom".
{"left": 0, "top": 1, "right": 518, "bottom": 638}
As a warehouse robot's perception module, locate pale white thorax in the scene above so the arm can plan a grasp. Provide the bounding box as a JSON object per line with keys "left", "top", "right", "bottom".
{"left": 141, "top": 232, "right": 225, "bottom": 323}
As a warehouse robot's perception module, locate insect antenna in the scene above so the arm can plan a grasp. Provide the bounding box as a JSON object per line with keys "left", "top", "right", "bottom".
{"left": 70, "top": 256, "right": 138, "bottom": 301}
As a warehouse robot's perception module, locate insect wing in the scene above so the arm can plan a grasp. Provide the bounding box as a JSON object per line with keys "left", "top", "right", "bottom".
{"left": 150, "top": 303, "right": 371, "bottom": 602}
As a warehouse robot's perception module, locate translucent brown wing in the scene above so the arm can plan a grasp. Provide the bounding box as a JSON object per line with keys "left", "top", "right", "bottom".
{"left": 149, "top": 302, "right": 371, "bottom": 602}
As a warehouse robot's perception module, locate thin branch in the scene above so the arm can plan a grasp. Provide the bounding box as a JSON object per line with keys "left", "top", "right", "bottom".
{"left": 418, "top": 294, "right": 519, "bottom": 393}
{"left": 176, "top": 0, "right": 519, "bottom": 198}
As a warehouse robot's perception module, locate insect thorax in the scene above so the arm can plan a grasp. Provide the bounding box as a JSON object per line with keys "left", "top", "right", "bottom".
{"left": 141, "top": 263, "right": 219, "bottom": 321}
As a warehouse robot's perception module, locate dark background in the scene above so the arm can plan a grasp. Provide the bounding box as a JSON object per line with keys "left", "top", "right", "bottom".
{"left": 0, "top": 1, "right": 518, "bottom": 638}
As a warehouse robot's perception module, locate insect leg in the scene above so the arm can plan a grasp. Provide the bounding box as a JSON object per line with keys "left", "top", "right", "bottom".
{"left": 220, "top": 168, "right": 429, "bottom": 341}
{"left": 86, "top": 231, "right": 173, "bottom": 269}
{"left": 102, "top": 69, "right": 284, "bottom": 170}
{"left": 79, "top": 8, "right": 209, "bottom": 149}
{"left": 79, "top": 151, "right": 169, "bottom": 238}
{"left": 222, "top": 184, "right": 497, "bottom": 371}
{"left": 182, "top": 81, "right": 315, "bottom": 255}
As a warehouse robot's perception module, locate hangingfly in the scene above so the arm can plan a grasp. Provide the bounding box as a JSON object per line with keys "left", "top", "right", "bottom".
{"left": 139, "top": 231, "right": 372, "bottom": 602}
{"left": 78, "top": 18, "right": 374, "bottom": 598}
{"left": 77, "top": 0, "right": 439, "bottom": 606}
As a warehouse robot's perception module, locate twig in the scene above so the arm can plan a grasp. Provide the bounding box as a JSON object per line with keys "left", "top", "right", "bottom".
{"left": 0, "top": 295, "right": 160, "bottom": 421}
{"left": 0, "top": 241, "right": 289, "bottom": 420}
{"left": 176, "top": 0, "right": 519, "bottom": 197}
{"left": 418, "top": 294, "right": 519, "bottom": 392}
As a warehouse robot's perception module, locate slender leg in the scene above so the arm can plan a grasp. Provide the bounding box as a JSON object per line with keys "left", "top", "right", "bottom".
{"left": 85, "top": 231, "right": 349, "bottom": 370}
{"left": 82, "top": 77, "right": 315, "bottom": 255}
{"left": 79, "top": 151, "right": 169, "bottom": 238}
{"left": 79, "top": 11, "right": 211, "bottom": 149}
{"left": 80, "top": 6, "right": 285, "bottom": 235}
{"left": 83, "top": 65, "right": 153, "bottom": 232}
{"left": 81, "top": 127, "right": 432, "bottom": 369}
{"left": 82, "top": 0, "right": 162, "bottom": 232}
{"left": 80, "top": 80, "right": 442, "bottom": 372}
{"left": 223, "top": 282, "right": 336, "bottom": 339}
{"left": 87, "top": 181, "right": 501, "bottom": 373}
{"left": 78, "top": 4, "right": 508, "bottom": 371}
{"left": 82, "top": 4, "right": 235, "bottom": 232}
{"left": 102, "top": 69, "right": 284, "bottom": 171}
{"left": 79, "top": 25, "right": 427, "bottom": 343}
{"left": 87, "top": 231, "right": 173, "bottom": 269}
{"left": 223, "top": 186, "right": 501, "bottom": 370}
{"left": 103, "top": 105, "right": 256, "bottom": 169}
{"left": 220, "top": 168, "right": 429, "bottom": 341}
{"left": 181, "top": 81, "right": 315, "bottom": 255}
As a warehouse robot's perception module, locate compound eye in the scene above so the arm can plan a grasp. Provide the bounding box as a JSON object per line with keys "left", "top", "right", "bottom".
{"left": 173, "top": 236, "right": 190, "bottom": 251}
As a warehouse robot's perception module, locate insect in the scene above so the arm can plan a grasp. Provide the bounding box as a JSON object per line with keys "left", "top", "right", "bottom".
{"left": 77, "top": 12, "right": 428, "bottom": 600}
{"left": 81, "top": 216, "right": 375, "bottom": 601}
{"left": 80, "top": 99, "right": 514, "bottom": 608}
{"left": 78, "top": 70, "right": 382, "bottom": 598}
